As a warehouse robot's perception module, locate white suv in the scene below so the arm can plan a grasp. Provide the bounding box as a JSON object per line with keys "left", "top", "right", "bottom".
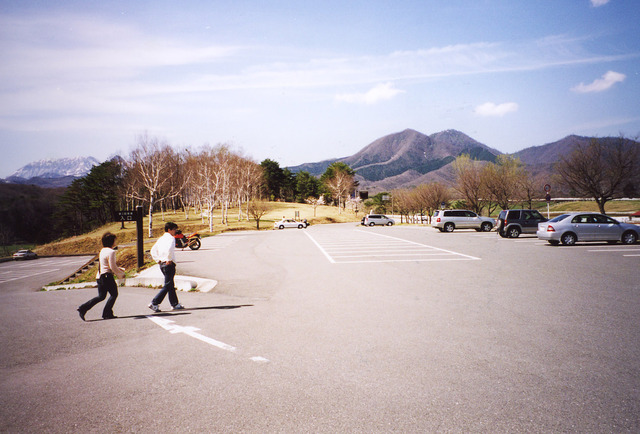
{"left": 363, "top": 214, "right": 395, "bottom": 226}
{"left": 431, "top": 209, "right": 494, "bottom": 232}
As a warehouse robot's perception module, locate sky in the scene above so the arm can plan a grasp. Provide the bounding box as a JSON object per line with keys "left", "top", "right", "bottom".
{"left": 1, "top": 0, "right": 639, "bottom": 177}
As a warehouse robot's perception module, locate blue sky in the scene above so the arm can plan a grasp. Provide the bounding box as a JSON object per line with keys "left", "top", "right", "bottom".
{"left": 1, "top": 0, "right": 639, "bottom": 177}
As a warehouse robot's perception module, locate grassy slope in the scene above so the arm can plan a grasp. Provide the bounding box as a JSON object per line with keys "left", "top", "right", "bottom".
{"left": 543, "top": 200, "right": 640, "bottom": 213}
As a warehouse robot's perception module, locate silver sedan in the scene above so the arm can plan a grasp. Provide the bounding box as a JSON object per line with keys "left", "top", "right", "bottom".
{"left": 537, "top": 212, "right": 640, "bottom": 246}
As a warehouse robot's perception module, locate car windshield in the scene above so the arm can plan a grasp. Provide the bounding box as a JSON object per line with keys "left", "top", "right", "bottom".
{"left": 549, "top": 214, "right": 570, "bottom": 223}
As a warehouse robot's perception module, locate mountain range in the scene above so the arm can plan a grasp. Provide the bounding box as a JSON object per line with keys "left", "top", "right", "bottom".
{"left": 3, "top": 130, "right": 635, "bottom": 191}
{"left": 289, "top": 129, "right": 614, "bottom": 193}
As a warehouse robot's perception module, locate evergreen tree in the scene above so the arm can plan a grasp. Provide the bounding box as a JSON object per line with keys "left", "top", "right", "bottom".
{"left": 55, "top": 159, "right": 124, "bottom": 237}
{"left": 294, "top": 171, "right": 321, "bottom": 202}
{"left": 260, "top": 159, "right": 286, "bottom": 200}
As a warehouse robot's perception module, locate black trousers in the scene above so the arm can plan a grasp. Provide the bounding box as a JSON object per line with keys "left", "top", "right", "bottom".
{"left": 79, "top": 273, "right": 118, "bottom": 318}
{"left": 152, "top": 262, "right": 178, "bottom": 306}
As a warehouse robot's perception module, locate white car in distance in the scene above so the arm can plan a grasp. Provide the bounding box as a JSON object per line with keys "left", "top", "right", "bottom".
{"left": 274, "top": 219, "right": 308, "bottom": 229}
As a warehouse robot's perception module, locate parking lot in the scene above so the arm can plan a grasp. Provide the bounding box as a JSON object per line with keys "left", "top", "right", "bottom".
{"left": 1, "top": 223, "right": 639, "bottom": 432}
{"left": 0, "top": 256, "right": 94, "bottom": 285}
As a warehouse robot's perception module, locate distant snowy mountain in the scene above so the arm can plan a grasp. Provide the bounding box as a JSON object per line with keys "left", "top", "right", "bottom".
{"left": 9, "top": 156, "right": 100, "bottom": 179}
{"left": 4, "top": 156, "right": 100, "bottom": 187}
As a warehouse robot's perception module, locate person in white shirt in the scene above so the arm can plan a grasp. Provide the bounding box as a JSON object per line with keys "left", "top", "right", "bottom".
{"left": 148, "top": 222, "right": 184, "bottom": 312}
{"left": 78, "top": 232, "right": 126, "bottom": 320}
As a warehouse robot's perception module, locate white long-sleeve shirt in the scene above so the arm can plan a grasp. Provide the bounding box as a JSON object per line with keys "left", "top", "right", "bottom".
{"left": 150, "top": 232, "right": 176, "bottom": 263}
{"left": 96, "top": 247, "right": 126, "bottom": 279}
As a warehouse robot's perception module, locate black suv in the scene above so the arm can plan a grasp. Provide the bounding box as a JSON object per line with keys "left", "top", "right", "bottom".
{"left": 497, "top": 209, "right": 547, "bottom": 238}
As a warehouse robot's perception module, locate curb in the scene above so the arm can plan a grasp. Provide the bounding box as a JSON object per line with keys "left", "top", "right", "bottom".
{"left": 43, "top": 265, "right": 218, "bottom": 293}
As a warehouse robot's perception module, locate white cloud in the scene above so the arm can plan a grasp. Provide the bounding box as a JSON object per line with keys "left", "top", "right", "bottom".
{"left": 590, "top": 0, "right": 610, "bottom": 7}
{"left": 0, "top": 11, "right": 634, "bottom": 138}
{"left": 335, "top": 83, "right": 405, "bottom": 104}
{"left": 474, "top": 102, "right": 519, "bottom": 117}
{"left": 571, "top": 70, "right": 626, "bottom": 93}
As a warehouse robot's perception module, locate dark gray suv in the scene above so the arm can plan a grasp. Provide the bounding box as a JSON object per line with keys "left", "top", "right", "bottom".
{"left": 497, "top": 209, "right": 547, "bottom": 238}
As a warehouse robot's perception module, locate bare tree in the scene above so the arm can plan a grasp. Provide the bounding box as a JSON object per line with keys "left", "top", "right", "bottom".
{"left": 176, "top": 148, "right": 198, "bottom": 220}
{"left": 392, "top": 183, "right": 450, "bottom": 224}
{"left": 194, "top": 145, "right": 224, "bottom": 232}
{"left": 322, "top": 163, "right": 356, "bottom": 214}
{"left": 216, "top": 148, "right": 233, "bottom": 225}
{"left": 555, "top": 136, "right": 639, "bottom": 214}
{"left": 390, "top": 188, "right": 414, "bottom": 223}
{"left": 404, "top": 186, "right": 431, "bottom": 223}
{"left": 126, "top": 133, "right": 180, "bottom": 237}
{"left": 518, "top": 171, "right": 544, "bottom": 210}
{"left": 452, "top": 154, "right": 487, "bottom": 214}
{"left": 414, "top": 182, "right": 450, "bottom": 223}
{"left": 481, "top": 155, "right": 526, "bottom": 211}
{"left": 326, "top": 171, "right": 355, "bottom": 213}
{"left": 229, "top": 155, "right": 263, "bottom": 222}
{"left": 305, "top": 195, "right": 325, "bottom": 217}
{"left": 247, "top": 200, "right": 272, "bottom": 230}
{"left": 320, "top": 162, "right": 356, "bottom": 212}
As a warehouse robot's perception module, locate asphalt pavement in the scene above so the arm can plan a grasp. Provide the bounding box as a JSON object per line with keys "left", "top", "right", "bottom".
{"left": 1, "top": 223, "right": 639, "bottom": 432}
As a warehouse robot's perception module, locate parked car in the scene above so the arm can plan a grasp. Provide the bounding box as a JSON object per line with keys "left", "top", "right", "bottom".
{"left": 431, "top": 209, "right": 494, "bottom": 232}
{"left": 274, "top": 219, "right": 307, "bottom": 229}
{"left": 363, "top": 214, "right": 395, "bottom": 226}
{"left": 537, "top": 212, "right": 640, "bottom": 246}
{"left": 496, "top": 209, "right": 547, "bottom": 238}
{"left": 13, "top": 249, "right": 38, "bottom": 260}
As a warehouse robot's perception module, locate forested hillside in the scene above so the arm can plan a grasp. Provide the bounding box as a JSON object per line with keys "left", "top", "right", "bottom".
{"left": 0, "top": 183, "right": 64, "bottom": 244}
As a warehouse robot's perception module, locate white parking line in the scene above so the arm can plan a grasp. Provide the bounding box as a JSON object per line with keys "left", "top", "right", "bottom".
{"left": 587, "top": 248, "right": 640, "bottom": 257}
{"left": 306, "top": 230, "right": 480, "bottom": 263}
{"left": 304, "top": 231, "right": 336, "bottom": 263}
{"left": 588, "top": 249, "right": 640, "bottom": 252}
{"left": 146, "top": 316, "right": 269, "bottom": 363}
{"left": 0, "top": 268, "right": 61, "bottom": 283}
{"left": 361, "top": 230, "right": 481, "bottom": 260}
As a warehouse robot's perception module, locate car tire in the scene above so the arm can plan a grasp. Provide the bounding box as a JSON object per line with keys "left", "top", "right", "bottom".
{"left": 498, "top": 230, "right": 508, "bottom": 238}
{"left": 481, "top": 222, "right": 493, "bottom": 232}
{"left": 369, "top": 222, "right": 375, "bottom": 227}
{"left": 444, "top": 223, "right": 454, "bottom": 232}
{"left": 279, "top": 225, "right": 285, "bottom": 229}
{"left": 386, "top": 222, "right": 393, "bottom": 226}
{"left": 621, "top": 231, "right": 638, "bottom": 244}
{"left": 561, "top": 232, "right": 577, "bottom": 246}
{"left": 507, "top": 227, "right": 521, "bottom": 238}
{"left": 298, "top": 224, "right": 304, "bottom": 229}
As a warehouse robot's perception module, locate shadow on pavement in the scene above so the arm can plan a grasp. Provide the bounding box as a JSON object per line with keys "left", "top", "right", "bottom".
{"left": 84, "top": 305, "right": 253, "bottom": 322}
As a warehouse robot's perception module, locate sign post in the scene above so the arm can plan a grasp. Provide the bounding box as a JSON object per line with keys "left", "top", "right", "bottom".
{"left": 117, "top": 206, "right": 144, "bottom": 268}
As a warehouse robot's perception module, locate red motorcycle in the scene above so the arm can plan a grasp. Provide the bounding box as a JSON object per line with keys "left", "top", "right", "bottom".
{"left": 174, "top": 230, "right": 201, "bottom": 250}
